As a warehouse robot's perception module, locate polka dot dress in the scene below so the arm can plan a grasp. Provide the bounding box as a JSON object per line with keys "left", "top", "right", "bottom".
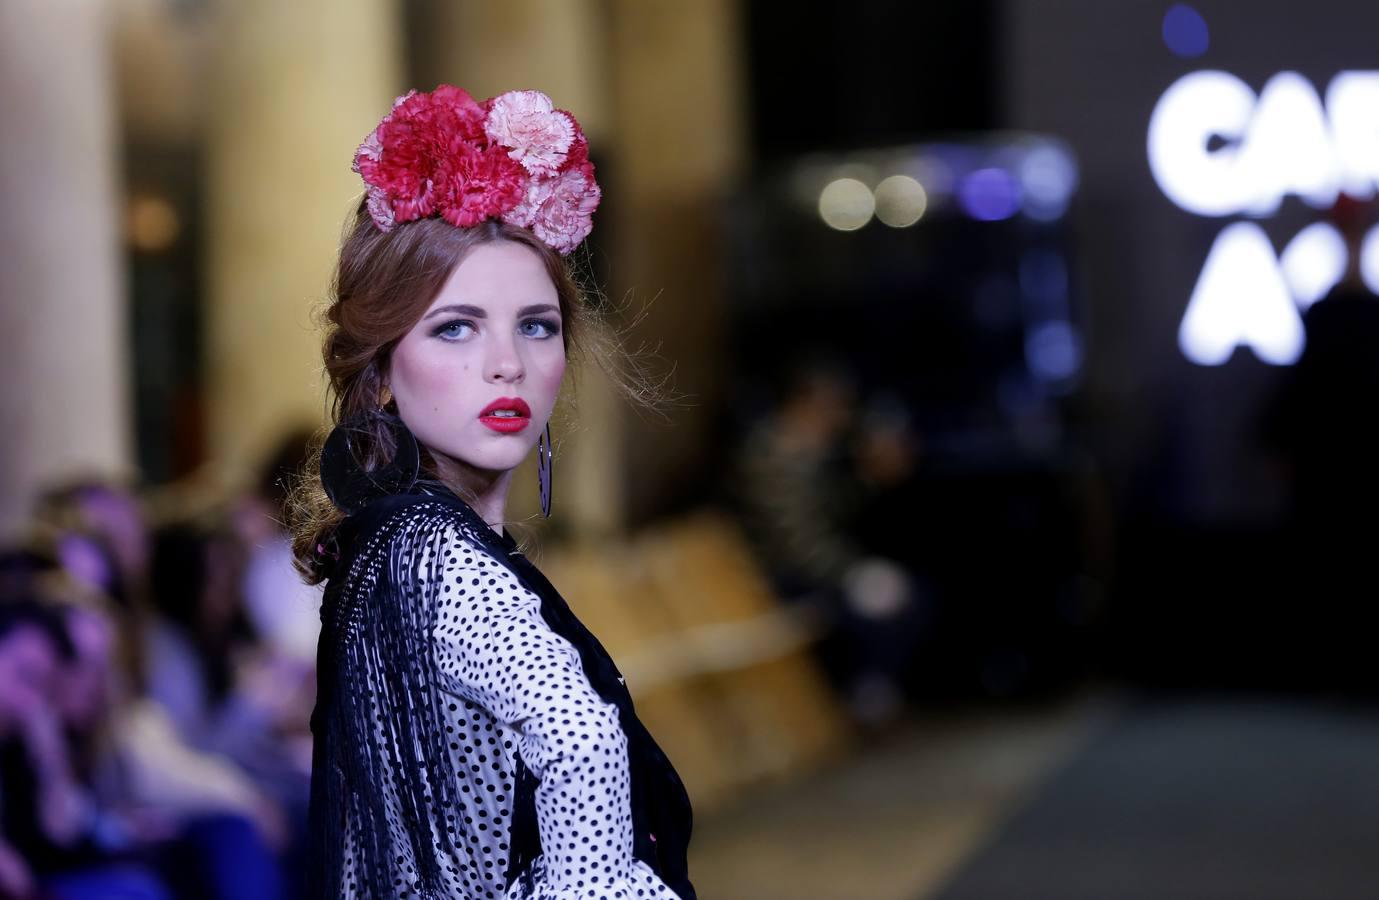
{"left": 327, "top": 501, "right": 684, "bottom": 900}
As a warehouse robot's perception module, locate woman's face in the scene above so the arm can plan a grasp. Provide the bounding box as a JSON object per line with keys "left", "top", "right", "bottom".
{"left": 387, "top": 240, "right": 566, "bottom": 477}
{"left": 57, "top": 608, "right": 114, "bottom": 729}
{"left": 0, "top": 626, "right": 59, "bottom": 735}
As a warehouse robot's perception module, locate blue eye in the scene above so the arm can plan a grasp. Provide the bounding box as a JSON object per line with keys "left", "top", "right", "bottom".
{"left": 520, "top": 318, "right": 561, "bottom": 339}
{"left": 434, "top": 320, "right": 475, "bottom": 341}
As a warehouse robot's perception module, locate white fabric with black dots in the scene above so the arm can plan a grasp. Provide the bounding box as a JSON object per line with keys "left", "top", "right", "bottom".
{"left": 339, "top": 512, "right": 682, "bottom": 899}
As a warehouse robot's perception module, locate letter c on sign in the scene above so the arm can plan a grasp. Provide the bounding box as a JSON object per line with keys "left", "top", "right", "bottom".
{"left": 1149, "top": 70, "right": 1256, "bottom": 216}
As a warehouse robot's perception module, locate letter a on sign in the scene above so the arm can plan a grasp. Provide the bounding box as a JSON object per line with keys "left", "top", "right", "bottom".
{"left": 1179, "top": 222, "right": 1305, "bottom": 365}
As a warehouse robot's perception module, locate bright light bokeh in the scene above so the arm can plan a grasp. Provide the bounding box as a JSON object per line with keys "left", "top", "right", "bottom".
{"left": 959, "top": 167, "right": 1021, "bottom": 221}
{"left": 1019, "top": 144, "right": 1078, "bottom": 221}
{"left": 1162, "top": 4, "right": 1209, "bottom": 59}
{"left": 1025, "top": 321, "right": 1083, "bottom": 381}
{"left": 1178, "top": 222, "right": 1304, "bottom": 365}
{"left": 1279, "top": 222, "right": 1346, "bottom": 309}
{"left": 1234, "top": 72, "right": 1342, "bottom": 215}
{"left": 818, "top": 177, "right": 876, "bottom": 231}
{"left": 1363, "top": 225, "right": 1379, "bottom": 295}
{"left": 873, "top": 175, "right": 927, "bottom": 227}
{"left": 1328, "top": 71, "right": 1379, "bottom": 200}
{"left": 1149, "top": 69, "right": 1379, "bottom": 218}
{"left": 1148, "top": 70, "right": 1258, "bottom": 217}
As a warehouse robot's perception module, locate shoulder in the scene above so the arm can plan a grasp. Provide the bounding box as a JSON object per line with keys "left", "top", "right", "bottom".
{"left": 370, "top": 497, "right": 513, "bottom": 585}
{"left": 349, "top": 494, "right": 483, "bottom": 555}
{"left": 324, "top": 495, "right": 490, "bottom": 595}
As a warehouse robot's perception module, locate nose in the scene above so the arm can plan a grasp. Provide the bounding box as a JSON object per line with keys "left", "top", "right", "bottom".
{"left": 484, "top": 330, "right": 525, "bottom": 384}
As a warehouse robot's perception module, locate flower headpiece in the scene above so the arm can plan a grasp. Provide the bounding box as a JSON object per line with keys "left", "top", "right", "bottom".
{"left": 352, "top": 85, "right": 601, "bottom": 255}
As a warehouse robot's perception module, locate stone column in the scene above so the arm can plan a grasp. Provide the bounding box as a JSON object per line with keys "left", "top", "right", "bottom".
{"left": 606, "top": 0, "right": 748, "bottom": 524}
{"left": 0, "top": 0, "right": 130, "bottom": 539}
{"left": 204, "top": 0, "right": 402, "bottom": 483}
{"left": 422, "top": 0, "right": 610, "bottom": 143}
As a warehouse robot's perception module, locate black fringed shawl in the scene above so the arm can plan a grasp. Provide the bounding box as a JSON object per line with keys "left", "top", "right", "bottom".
{"left": 306, "top": 482, "right": 696, "bottom": 899}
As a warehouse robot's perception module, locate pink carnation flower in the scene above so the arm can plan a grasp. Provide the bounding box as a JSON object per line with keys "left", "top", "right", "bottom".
{"left": 485, "top": 90, "right": 575, "bottom": 176}
{"left": 352, "top": 129, "right": 382, "bottom": 175}
{"left": 504, "top": 164, "right": 601, "bottom": 254}
{"left": 561, "top": 125, "right": 590, "bottom": 171}
{"left": 364, "top": 185, "right": 397, "bottom": 231}
{"left": 353, "top": 84, "right": 601, "bottom": 251}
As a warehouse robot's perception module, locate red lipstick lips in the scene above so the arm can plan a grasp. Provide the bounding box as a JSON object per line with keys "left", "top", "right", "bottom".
{"left": 479, "top": 396, "right": 531, "bottom": 433}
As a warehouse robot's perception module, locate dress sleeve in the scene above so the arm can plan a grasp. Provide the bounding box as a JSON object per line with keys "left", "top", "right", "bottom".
{"left": 418, "top": 521, "right": 683, "bottom": 900}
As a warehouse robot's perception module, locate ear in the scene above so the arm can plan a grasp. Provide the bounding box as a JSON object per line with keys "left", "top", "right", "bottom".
{"left": 377, "top": 364, "right": 393, "bottom": 406}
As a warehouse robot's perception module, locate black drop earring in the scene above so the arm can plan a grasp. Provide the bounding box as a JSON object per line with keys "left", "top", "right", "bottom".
{"left": 537, "top": 422, "right": 553, "bottom": 518}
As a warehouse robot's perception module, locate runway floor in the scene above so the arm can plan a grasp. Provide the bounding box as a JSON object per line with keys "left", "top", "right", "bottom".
{"left": 689, "top": 690, "right": 1379, "bottom": 900}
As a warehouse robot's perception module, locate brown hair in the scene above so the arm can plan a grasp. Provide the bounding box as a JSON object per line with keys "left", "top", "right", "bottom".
{"left": 287, "top": 197, "right": 653, "bottom": 584}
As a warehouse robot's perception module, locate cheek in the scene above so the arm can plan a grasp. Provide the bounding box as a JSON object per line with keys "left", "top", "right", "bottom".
{"left": 395, "top": 343, "right": 469, "bottom": 407}
{"left": 545, "top": 353, "right": 567, "bottom": 383}
{"left": 535, "top": 350, "right": 566, "bottom": 396}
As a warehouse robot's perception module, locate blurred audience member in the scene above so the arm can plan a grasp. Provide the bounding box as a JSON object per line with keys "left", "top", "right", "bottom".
{"left": 145, "top": 520, "right": 310, "bottom": 869}
{"left": 732, "top": 359, "right": 927, "bottom": 728}
{"left": 0, "top": 599, "right": 169, "bottom": 900}
{"left": 28, "top": 598, "right": 285, "bottom": 900}
{"left": 145, "top": 523, "right": 255, "bottom": 757}
{"left": 2, "top": 477, "right": 292, "bottom": 899}
{"left": 33, "top": 480, "right": 150, "bottom": 615}
{"left": 32, "top": 479, "right": 154, "bottom": 688}
{"left": 1262, "top": 194, "right": 1379, "bottom": 685}
{"left": 229, "top": 426, "right": 322, "bottom": 666}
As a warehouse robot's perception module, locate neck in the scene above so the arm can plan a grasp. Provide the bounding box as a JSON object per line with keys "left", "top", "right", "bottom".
{"left": 430, "top": 453, "right": 513, "bottom": 536}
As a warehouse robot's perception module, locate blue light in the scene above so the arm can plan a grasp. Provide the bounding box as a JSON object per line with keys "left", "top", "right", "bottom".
{"left": 1026, "top": 321, "right": 1083, "bottom": 381}
{"left": 1018, "top": 250, "right": 1069, "bottom": 307}
{"left": 959, "top": 168, "right": 1021, "bottom": 221}
{"left": 1162, "top": 4, "right": 1209, "bottom": 58}
{"left": 1019, "top": 145, "right": 1079, "bottom": 221}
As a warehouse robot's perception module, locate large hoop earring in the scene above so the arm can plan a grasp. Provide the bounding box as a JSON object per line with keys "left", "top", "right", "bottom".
{"left": 320, "top": 408, "right": 421, "bottom": 515}
{"left": 537, "top": 422, "right": 553, "bottom": 518}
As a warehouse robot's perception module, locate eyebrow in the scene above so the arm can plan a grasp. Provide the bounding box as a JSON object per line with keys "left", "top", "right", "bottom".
{"left": 424, "top": 303, "right": 560, "bottom": 320}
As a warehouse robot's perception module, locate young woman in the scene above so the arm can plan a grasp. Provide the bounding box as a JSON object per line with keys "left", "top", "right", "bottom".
{"left": 290, "top": 87, "right": 695, "bottom": 900}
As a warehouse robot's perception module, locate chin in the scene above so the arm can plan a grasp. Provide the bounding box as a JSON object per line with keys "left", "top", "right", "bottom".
{"left": 447, "top": 442, "right": 536, "bottom": 476}
{"left": 465, "top": 453, "right": 530, "bottom": 475}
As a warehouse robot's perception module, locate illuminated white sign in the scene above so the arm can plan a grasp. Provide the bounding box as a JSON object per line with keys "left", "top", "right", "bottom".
{"left": 1179, "top": 221, "right": 1379, "bottom": 365}
{"left": 1149, "top": 70, "right": 1379, "bottom": 365}
{"left": 1180, "top": 222, "right": 1304, "bottom": 365}
{"left": 1149, "top": 70, "right": 1379, "bottom": 216}
{"left": 1279, "top": 222, "right": 1347, "bottom": 309}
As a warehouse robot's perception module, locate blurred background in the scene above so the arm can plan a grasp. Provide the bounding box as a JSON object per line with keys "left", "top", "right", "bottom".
{"left": 2, "top": 0, "right": 1379, "bottom": 897}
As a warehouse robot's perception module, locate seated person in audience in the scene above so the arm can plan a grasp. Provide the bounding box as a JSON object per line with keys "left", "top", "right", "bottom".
{"left": 0, "top": 597, "right": 169, "bottom": 900}
{"left": 145, "top": 521, "right": 312, "bottom": 886}
{"left": 5, "top": 594, "right": 287, "bottom": 900}
{"left": 0, "top": 538, "right": 287, "bottom": 900}
{"left": 732, "top": 360, "right": 925, "bottom": 728}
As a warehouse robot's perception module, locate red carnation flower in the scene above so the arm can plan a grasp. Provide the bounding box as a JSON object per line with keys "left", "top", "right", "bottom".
{"left": 353, "top": 85, "right": 601, "bottom": 251}
{"left": 438, "top": 143, "right": 526, "bottom": 228}
{"left": 355, "top": 86, "right": 491, "bottom": 226}
{"left": 357, "top": 116, "right": 443, "bottom": 222}
{"left": 561, "top": 125, "right": 590, "bottom": 173}
{"left": 415, "top": 85, "right": 488, "bottom": 142}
